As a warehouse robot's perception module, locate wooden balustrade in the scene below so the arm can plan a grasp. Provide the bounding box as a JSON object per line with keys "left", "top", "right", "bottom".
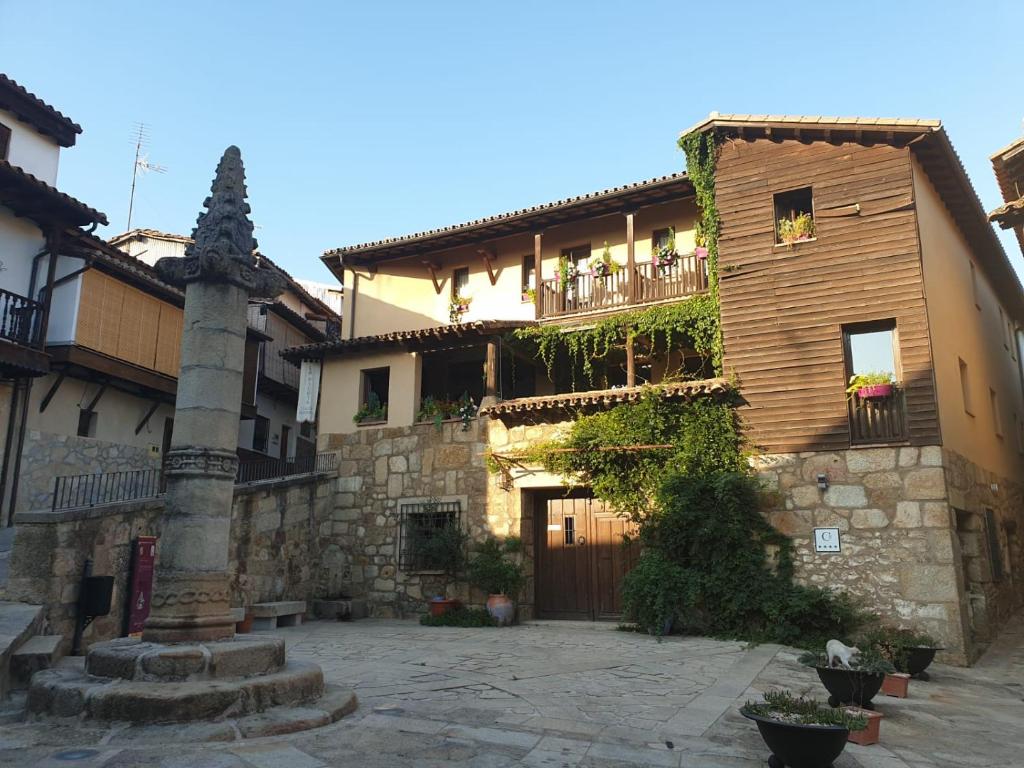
{"left": 537, "top": 254, "right": 708, "bottom": 318}
{"left": 848, "top": 389, "right": 907, "bottom": 444}
{"left": 0, "top": 287, "right": 41, "bottom": 346}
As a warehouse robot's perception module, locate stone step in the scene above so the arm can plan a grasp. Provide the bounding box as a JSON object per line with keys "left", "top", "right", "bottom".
{"left": 312, "top": 598, "right": 368, "bottom": 621}
{"left": 251, "top": 601, "right": 306, "bottom": 630}
{"left": 0, "top": 601, "right": 44, "bottom": 699}
{"left": 86, "top": 636, "right": 286, "bottom": 681}
{"left": 11, "top": 635, "right": 62, "bottom": 687}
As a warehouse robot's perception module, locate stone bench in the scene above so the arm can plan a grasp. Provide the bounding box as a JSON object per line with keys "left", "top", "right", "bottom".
{"left": 250, "top": 601, "right": 307, "bottom": 631}
{"left": 312, "top": 599, "right": 367, "bottom": 622}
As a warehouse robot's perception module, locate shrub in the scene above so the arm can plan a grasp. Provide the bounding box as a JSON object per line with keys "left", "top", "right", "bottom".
{"left": 419, "top": 607, "right": 497, "bottom": 627}
{"left": 466, "top": 538, "right": 524, "bottom": 596}
{"left": 742, "top": 690, "right": 867, "bottom": 729}
{"left": 857, "top": 625, "right": 938, "bottom": 671}
{"left": 620, "top": 550, "right": 690, "bottom": 636}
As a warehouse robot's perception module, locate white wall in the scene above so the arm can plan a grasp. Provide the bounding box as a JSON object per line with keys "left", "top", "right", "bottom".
{"left": 45, "top": 255, "right": 87, "bottom": 345}
{"left": 0, "top": 107, "right": 60, "bottom": 185}
{"left": 0, "top": 207, "right": 45, "bottom": 297}
{"left": 237, "top": 391, "right": 311, "bottom": 458}
{"left": 117, "top": 235, "right": 187, "bottom": 266}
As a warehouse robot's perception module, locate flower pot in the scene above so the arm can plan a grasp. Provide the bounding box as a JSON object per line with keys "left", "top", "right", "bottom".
{"left": 235, "top": 611, "right": 254, "bottom": 634}
{"left": 485, "top": 594, "right": 515, "bottom": 626}
{"left": 881, "top": 672, "right": 910, "bottom": 698}
{"left": 895, "top": 646, "right": 940, "bottom": 678}
{"left": 815, "top": 666, "right": 886, "bottom": 709}
{"left": 694, "top": 246, "right": 708, "bottom": 259}
{"left": 428, "top": 598, "right": 458, "bottom": 618}
{"left": 843, "top": 707, "right": 883, "bottom": 746}
{"left": 856, "top": 383, "right": 893, "bottom": 400}
{"left": 742, "top": 710, "right": 850, "bottom": 768}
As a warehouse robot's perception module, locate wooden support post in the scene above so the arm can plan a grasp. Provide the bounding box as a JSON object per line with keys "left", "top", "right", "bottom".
{"left": 485, "top": 339, "right": 498, "bottom": 399}
{"left": 135, "top": 400, "right": 161, "bottom": 435}
{"left": 533, "top": 233, "right": 543, "bottom": 320}
{"left": 423, "top": 261, "right": 443, "bottom": 295}
{"left": 625, "top": 331, "right": 636, "bottom": 387}
{"left": 84, "top": 382, "right": 108, "bottom": 412}
{"left": 477, "top": 249, "right": 498, "bottom": 286}
{"left": 625, "top": 211, "right": 636, "bottom": 303}
{"left": 39, "top": 371, "right": 65, "bottom": 413}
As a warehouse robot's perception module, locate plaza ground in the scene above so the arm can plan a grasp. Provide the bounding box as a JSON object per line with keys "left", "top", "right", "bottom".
{"left": 0, "top": 616, "right": 1022, "bottom": 767}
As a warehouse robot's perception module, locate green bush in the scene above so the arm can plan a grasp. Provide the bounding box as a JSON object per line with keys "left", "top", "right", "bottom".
{"left": 466, "top": 538, "right": 524, "bottom": 596}
{"left": 857, "top": 625, "right": 938, "bottom": 671}
{"left": 620, "top": 550, "right": 689, "bottom": 636}
{"left": 419, "top": 607, "right": 497, "bottom": 627}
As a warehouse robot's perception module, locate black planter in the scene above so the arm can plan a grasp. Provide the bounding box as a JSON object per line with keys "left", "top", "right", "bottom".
{"left": 742, "top": 710, "right": 850, "bottom": 768}
{"left": 815, "top": 666, "right": 885, "bottom": 709}
{"left": 895, "top": 646, "right": 940, "bottom": 679}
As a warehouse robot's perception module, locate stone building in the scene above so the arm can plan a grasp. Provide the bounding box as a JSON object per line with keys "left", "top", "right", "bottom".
{"left": 290, "top": 115, "right": 1024, "bottom": 664}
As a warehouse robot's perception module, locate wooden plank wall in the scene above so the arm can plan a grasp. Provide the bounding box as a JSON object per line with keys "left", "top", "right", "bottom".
{"left": 76, "top": 269, "right": 182, "bottom": 378}
{"left": 715, "top": 137, "right": 939, "bottom": 452}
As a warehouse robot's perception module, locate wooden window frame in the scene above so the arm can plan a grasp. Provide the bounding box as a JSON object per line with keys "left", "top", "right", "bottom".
{"left": 0, "top": 122, "right": 10, "bottom": 161}
{"left": 360, "top": 366, "right": 390, "bottom": 408}
{"left": 841, "top": 319, "right": 902, "bottom": 383}
{"left": 76, "top": 408, "right": 97, "bottom": 438}
{"left": 520, "top": 254, "right": 535, "bottom": 301}
{"left": 990, "top": 388, "right": 1003, "bottom": 438}
{"left": 652, "top": 228, "right": 672, "bottom": 251}
{"left": 252, "top": 415, "right": 270, "bottom": 453}
{"left": 958, "top": 357, "right": 973, "bottom": 416}
{"left": 452, "top": 267, "right": 469, "bottom": 299}
{"left": 772, "top": 186, "right": 815, "bottom": 246}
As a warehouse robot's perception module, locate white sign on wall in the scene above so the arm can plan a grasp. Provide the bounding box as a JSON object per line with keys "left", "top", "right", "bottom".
{"left": 813, "top": 527, "right": 841, "bottom": 553}
{"left": 296, "top": 360, "right": 322, "bottom": 423}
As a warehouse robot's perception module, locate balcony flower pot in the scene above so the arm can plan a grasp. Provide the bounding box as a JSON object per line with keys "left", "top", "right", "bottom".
{"left": 694, "top": 246, "right": 708, "bottom": 260}
{"left": 485, "top": 594, "right": 515, "bottom": 626}
{"left": 843, "top": 706, "right": 883, "bottom": 746}
{"left": 741, "top": 710, "right": 853, "bottom": 768}
{"left": 428, "top": 597, "right": 459, "bottom": 618}
{"left": 856, "top": 383, "right": 894, "bottom": 400}
{"left": 881, "top": 672, "right": 910, "bottom": 698}
{"left": 815, "top": 666, "right": 886, "bottom": 709}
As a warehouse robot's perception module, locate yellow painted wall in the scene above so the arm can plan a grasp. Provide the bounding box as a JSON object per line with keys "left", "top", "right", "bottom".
{"left": 318, "top": 349, "right": 421, "bottom": 434}
{"left": 341, "top": 199, "right": 699, "bottom": 338}
{"left": 913, "top": 158, "right": 1024, "bottom": 480}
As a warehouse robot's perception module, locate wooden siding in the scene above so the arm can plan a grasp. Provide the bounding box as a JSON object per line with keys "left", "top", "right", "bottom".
{"left": 76, "top": 269, "right": 182, "bottom": 377}
{"left": 715, "top": 138, "right": 939, "bottom": 452}
{"left": 261, "top": 311, "right": 310, "bottom": 389}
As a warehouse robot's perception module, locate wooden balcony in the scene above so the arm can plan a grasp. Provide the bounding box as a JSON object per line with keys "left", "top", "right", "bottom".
{"left": 848, "top": 388, "right": 907, "bottom": 445}
{"left": 0, "top": 287, "right": 41, "bottom": 347}
{"left": 538, "top": 254, "right": 708, "bottom": 319}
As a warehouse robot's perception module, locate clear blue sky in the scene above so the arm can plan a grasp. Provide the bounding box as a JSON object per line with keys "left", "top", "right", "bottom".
{"left": 3, "top": 1, "right": 1023, "bottom": 283}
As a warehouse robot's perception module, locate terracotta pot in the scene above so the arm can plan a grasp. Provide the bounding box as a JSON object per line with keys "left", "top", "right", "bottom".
{"left": 742, "top": 710, "right": 850, "bottom": 768}
{"left": 857, "top": 383, "right": 893, "bottom": 400}
{"left": 236, "top": 612, "right": 254, "bottom": 634}
{"left": 485, "top": 594, "right": 515, "bottom": 626}
{"left": 844, "top": 707, "right": 883, "bottom": 746}
{"left": 881, "top": 672, "right": 910, "bottom": 698}
{"left": 428, "top": 598, "right": 458, "bottom": 618}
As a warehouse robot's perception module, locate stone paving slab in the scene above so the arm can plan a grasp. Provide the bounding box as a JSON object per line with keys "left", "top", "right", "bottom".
{"left": 0, "top": 616, "right": 1020, "bottom": 767}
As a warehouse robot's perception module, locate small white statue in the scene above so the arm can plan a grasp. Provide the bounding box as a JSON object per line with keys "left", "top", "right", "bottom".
{"left": 826, "top": 639, "right": 860, "bottom": 669}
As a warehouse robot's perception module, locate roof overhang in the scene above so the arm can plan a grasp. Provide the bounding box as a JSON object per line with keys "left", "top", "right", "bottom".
{"left": 281, "top": 320, "right": 532, "bottom": 363}
{"left": 322, "top": 174, "right": 695, "bottom": 279}
{"left": 0, "top": 160, "right": 106, "bottom": 228}
{"left": 0, "top": 74, "right": 81, "bottom": 147}
{"left": 682, "top": 113, "right": 1024, "bottom": 323}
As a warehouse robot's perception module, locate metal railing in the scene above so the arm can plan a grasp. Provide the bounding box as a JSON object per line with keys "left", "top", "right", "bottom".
{"left": 0, "top": 288, "right": 41, "bottom": 346}
{"left": 848, "top": 389, "right": 908, "bottom": 445}
{"left": 537, "top": 256, "right": 708, "bottom": 318}
{"left": 235, "top": 451, "right": 338, "bottom": 484}
{"left": 51, "top": 468, "right": 162, "bottom": 512}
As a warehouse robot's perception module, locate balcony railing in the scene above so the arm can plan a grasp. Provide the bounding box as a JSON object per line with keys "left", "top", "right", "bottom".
{"left": 235, "top": 451, "right": 338, "bottom": 484}
{"left": 848, "top": 389, "right": 907, "bottom": 445}
{"left": 538, "top": 255, "right": 708, "bottom": 318}
{"left": 0, "top": 288, "right": 41, "bottom": 346}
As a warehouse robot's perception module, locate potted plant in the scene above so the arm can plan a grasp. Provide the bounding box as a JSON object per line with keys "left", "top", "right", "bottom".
{"left": 652, "top": 229, "right": 678, "bottom": 273}
{"left": 799, "top": 648, "right": 894, "bottom": 709}
{"left": 521, "top": 287, "right": 536, "bottom": 304}
{"left": 741, "top": 690, "right": 866, "bottom": 768}
{"left": 859, "top": 625, "right": 942, "bottom": 681}
{"left": 589, "top": 242, "right": 621, "bottom": 279}
{"left": 449, "top": 294, "right": 472, "bottom": 323}
{"left": 846, "top": 371, "right": 895, "bottom": 401}
{"left": 428, "top": 596, "right": 461, "bottom": 617}
{"left": 466, "top": 537, "right": 524, "bottom": 626}
{"left": 556, "top": 257, "right": 580, "bottom": 292}
{"left": 353, "top": 392, "right": 387, "bottom": 424}
{"left": 777, "top": 212, "right": 815, "bottom": 245}
{"left": 455, "top": 392, "right": 477, "bottom": 431}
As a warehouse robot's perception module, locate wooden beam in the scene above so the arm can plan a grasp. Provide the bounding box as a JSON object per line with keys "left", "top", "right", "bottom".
{"left": 533, "top": 233, "right": 543, "bottom": 320}
{"left": 83, "top": 381, "right": 108, "bottom": 412}
{"left": 477, "top": 249, "right": 498, "bottom": 286}
{"left": 134, "top": 400, "right": 161, "bottom": 435}
{"left": 625, "top": 211, "right": 636, "bottom": 303}
{"left": 625, "top": 332, "right": 636, "bottom": 387}
{"left": 39, "top": 372, "right": 65, "bottom": 413}
{"left": 422, "top": 261, "right": 443, "bottom": 294}
{"left": 485, "top": 340, "right": 498, "bottom": 398}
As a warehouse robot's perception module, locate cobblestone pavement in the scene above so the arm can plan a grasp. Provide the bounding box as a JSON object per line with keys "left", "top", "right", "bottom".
{"left": 1, "top": 617, "right": 1022, "bottom": 767}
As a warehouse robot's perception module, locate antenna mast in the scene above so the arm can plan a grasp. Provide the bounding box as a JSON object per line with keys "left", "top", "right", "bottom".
{"left": 126, "top": 123, "right": 167, "bottom": 231}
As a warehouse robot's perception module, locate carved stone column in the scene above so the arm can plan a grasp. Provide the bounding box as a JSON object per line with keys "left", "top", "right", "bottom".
{"left": 143, "top": 146, "right": 284, "bottom": 643}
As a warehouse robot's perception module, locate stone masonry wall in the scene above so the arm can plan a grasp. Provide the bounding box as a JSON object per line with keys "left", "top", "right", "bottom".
{"left": 17, "top": 430, "right": 161, "bottom": 513}
{"left": 754, "top": 445, "right": 971, "bottom": 662}
{"left": 2, "top": 472, "right": 335, "bottom": 653}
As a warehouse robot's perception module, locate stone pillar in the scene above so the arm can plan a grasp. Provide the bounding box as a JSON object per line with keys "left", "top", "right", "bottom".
{"left": 143, "top": 147, "right": 284, "bottom": 643}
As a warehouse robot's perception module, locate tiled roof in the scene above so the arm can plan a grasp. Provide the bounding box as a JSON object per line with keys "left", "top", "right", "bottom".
{"left": 63, "top": 229, "right": 184, "bottom": 302}
{"left": 989, "top": 197, "right": 1024, "bottom": 228}
{"left": 0, "top": 74, "right": 82, "bottom": 147}
{"left": 108, "top": 228, "right": 193, "bottom": 245}
{"left": 280, "top": 320, "right": 532, "bottom": 362}
{"left": 323, "top": 173, "right": 693, "bottom": 268}
{"left": 0, "top": 159, "right": 107, "bottom": 226}
{"left": 480, "top": 379, "right": 732, "bottom": 418}
{"left": 680, "top": 112, "right": 941, "bottom": 137}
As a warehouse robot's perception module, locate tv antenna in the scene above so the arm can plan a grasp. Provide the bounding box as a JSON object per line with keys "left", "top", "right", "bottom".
{"left": 126, "top": 122, "right": 167, "bottom": 231}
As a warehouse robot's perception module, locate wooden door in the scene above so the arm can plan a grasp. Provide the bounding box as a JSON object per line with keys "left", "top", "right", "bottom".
{"left": 534, "top": 492, "right": 639, "bottom": 620}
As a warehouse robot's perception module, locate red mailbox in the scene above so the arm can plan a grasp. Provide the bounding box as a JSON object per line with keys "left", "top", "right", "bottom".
{"left": 125, "top": 536, "right": 157, "bottom": 636}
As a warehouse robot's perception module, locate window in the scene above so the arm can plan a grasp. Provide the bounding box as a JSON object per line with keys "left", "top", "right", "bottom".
{"left": 299, "top": 421, "right": 313, "bottom": 439}
{"left": 773, "top": 187, "right": 815, "bottom": 245}
{"left": 253, "top": 415, "right": 269, "bottom": 452}
{"left": 0, "top": 123, "right": 10, "bottom": 161}
{"left": 970, "top": 262, "right": 980, "bottom": 310}
{"left": 652, "top": 228, "right": 673, "bottom": 251}
{"left": 984, "top": 508, "right": 1004, "bottom": 581}
{"left": 398, "top": 499, "right": 462, "bottom": 571}
{"left": 843, "top": 320, "right": 904, "bottom": 444}
{"left": 77, "top": 409, "right": 97, "bottom": 438}
{"left": 357, "top": 367, "right": 389, "bottom": 423}
{"left": 959, "top": 358, "right": 973, "bottom": 416}
{"left": 844, "top": 321, "right": 898, "bottom": 381}
{"left": 452, "top": 267, "right": 469, "bottom": 299}
{"left": 990, "top": 388, "right": 1003, "bottom": 438}
{"left": 521, "top": 255, "right": 535, "bottom": 299}
{"left": 564, "top": 515, "right": 576, "bottom": 546}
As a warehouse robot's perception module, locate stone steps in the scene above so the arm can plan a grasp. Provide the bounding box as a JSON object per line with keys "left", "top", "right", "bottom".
{"left": 10, "top": 634, "right": 62, "bottom": 688}
{"left": 0, "top": 601, "right": 44, "bottom": 699}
